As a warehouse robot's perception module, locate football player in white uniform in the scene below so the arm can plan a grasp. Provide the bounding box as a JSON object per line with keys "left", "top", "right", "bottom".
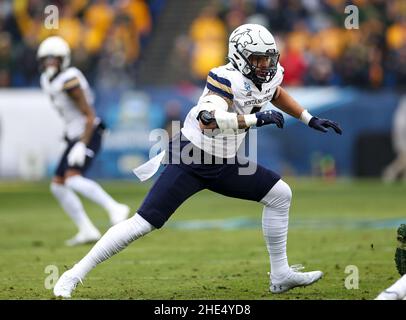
{"left": 54, "top": 24, "right": 342, "bottom": 298}
{"left": 37, "top": 36, "right": 130, "bottom": 246}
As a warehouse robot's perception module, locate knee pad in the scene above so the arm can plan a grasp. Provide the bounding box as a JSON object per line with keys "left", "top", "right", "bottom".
{"left": 260, "top": 179, "right": 292, "bottom": 209}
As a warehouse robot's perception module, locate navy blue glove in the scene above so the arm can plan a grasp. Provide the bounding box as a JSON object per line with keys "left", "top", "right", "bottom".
{"left": 255, "top": 110, "right": 284, "bottom": 128}
{"left": 309, "top": 117, "right": 342, "bottom": 135}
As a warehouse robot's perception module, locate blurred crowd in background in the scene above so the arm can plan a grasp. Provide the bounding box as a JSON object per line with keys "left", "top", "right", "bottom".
{"left": 0, "top": 0, "right": 162, "bottom": 87}
{"left": 184, "top": 0, "right": 406, "bottom": 88}
{"left": 1, "top": 0, "right": 406, "bottom": 89}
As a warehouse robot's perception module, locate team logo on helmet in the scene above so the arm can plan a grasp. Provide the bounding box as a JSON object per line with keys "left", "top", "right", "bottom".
{"left": 230, "top": 29, "right": 256, "bottom": 48}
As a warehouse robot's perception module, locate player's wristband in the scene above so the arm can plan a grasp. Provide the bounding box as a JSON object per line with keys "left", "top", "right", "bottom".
{"left": 244, "top": 114, "right": 258, "bottom": 127}
{"left": 300, "top": 109, "right": 313, "bottom": 126}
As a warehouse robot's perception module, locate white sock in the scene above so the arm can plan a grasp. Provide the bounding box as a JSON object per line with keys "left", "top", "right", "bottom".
{"left": 386, "top": 274, "right": 406, "bottom": 299}
{"left": 50, "top": 182, "right": 98, "bottom": 233}
{"left": 65, "top": 175, "right": 119, "bottom": 214}
{"left": 260, "top": 179, "right": 291, "bottom": 280}
{"left": 71, "top": 213, "right": 154, "bottom": 280}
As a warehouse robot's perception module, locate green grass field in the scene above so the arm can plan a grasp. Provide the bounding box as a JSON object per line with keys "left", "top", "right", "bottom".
{"left": 1, "top": 178, "right": 405, "bottom": 300}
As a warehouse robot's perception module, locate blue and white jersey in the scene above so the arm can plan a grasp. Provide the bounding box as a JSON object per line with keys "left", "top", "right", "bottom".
{"left": 181, "top": 62, "right": 284, "bottom": 158}
{"left": 40, "top": 67, "right": 95, "bottom": 140}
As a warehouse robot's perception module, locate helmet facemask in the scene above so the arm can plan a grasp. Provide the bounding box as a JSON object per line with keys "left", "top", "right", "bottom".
{"left": 236, "top": 44, "right": 279, "bottom": 84}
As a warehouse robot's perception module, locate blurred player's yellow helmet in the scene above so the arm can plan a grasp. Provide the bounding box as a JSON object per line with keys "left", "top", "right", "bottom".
{"left": 37, "top": 36, "right": 71, "bottom": 70}
{"left": 228, "top": 24, "right": 279, "bottom": 84}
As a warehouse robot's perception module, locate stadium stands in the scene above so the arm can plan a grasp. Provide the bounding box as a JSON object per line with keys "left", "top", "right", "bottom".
{"left": 1, "top": 0, "right": 405, "bottom": 88}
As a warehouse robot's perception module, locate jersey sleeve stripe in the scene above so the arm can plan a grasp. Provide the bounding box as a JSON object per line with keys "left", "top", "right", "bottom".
{"left": 63, "top": 77, "right": 80, "bottom": 90}
{"left": 208, "top": 71, "right": 232, "bottom": 88}
{"left": 206, "top": 76, "right": 233, "bottom": 94}
{"left": 206, "top": 81, "right": 234, "bottom": 100}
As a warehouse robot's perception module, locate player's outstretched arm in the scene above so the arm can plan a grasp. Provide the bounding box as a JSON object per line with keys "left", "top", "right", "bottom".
{"left": 271, "top": 86, "right": 342, "bottom": 135}
{"left": 197, "top": 94, "right": 284, "bottom": 131}
{"left": 198, "top": 109, "right": 284, "bottom": 130}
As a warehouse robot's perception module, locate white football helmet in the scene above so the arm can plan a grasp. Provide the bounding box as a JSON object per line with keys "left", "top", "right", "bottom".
{"left": 37, "top": 36, "right": 71, "bottom": 70}
{"left": 228, "top": 24, "right": 279, "bottom": 84}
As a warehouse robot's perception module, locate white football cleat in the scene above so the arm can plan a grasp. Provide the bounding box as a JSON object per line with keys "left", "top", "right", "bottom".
{"left": 53, "top": 269, "right": 82, "bottom": 299}
{"left": 270, "top": 265, "right": 323, "bottom": 294}
{"left": 109, "top": 203, "right": 130, "bottom": 226}
{"left": 375, "top": 290, "right": 402, "bottom": 300}
{"left": 65, "top": 228, "right": 101, "bottom": 247}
